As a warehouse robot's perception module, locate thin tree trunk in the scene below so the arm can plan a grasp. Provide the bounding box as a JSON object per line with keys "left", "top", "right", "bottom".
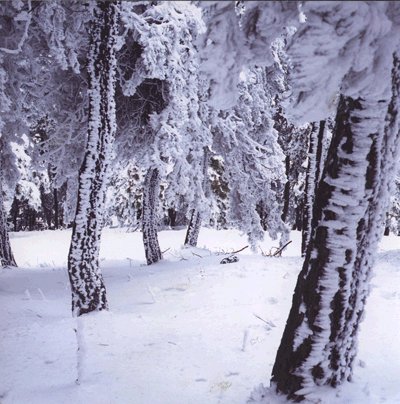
{"left": 271, "top": 54, "right": 400, "bottom": 401}
{"left": 301, "top": 121, "right": 325, "bottom": 255}
{"left": 54, "top": 187, "right": 59, "bottom": 229}
{"left": 142, "top": 167, "right": 162, "bottom": 265}
{"left": 184, "top": 209, "right": 201, "bottom": 246}
{"left": 67, "top": 2, "right": 118, "bottom": 316}
{"left": 167, "top": 208, "right": 177, "bottom": 228}
{"left": 281, "top": 155, "right": 291, "bottom": 224}
{"left": 184, "top": 147, "right": 210, "bottom": 247}
{"left": 0, "top": 173, "right": 17, "bottom": 267}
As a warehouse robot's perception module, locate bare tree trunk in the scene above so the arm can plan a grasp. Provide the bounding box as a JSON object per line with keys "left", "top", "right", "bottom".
{"left": 67, "top": 2, "right": 118, "bottom": 316}
{"left": 0, "top": 173, "right": 16, "bottom": 268}
{"left": 271, "top": 54, "right": 400, "bottom": 401}
{"left": 142, "top": 167, "right": 162, "bottom": 265}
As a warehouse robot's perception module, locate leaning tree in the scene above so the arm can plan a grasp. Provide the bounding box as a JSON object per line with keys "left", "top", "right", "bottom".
{"left": 199, "top": 1, "right": 400, "bottom": 401}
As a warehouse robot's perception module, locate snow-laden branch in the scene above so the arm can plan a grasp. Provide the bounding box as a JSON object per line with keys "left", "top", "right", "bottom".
{"left": 0, "top": 1, "right": 32, "bottom": 55}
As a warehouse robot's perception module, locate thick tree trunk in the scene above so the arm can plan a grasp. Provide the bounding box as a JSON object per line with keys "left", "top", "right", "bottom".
{"left": 142, "top": 167, "right": 162, "bottom": 265}
{"left": 67, "top": 2, "right": 118, "bottom": 317}
{"left": 0, "top": 174, "right": 16, "bottom": 267}
{"left": 301, "top": 121, "right": 325, "bottom": 256}
{"left": 271, "top": 54, "right": 400, "bottom": 401}
{"left": 184, "top": 209, "right": 201, "bottom": 247}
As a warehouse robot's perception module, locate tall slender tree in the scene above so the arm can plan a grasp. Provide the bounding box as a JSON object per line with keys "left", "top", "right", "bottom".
{"left": 142, "top": 167, "right": 162, "bottom": 265}
{"left": 67, "top": 2, "right": 119, "bottom": 316}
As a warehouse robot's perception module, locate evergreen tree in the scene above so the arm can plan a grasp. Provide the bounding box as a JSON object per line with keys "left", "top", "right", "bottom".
{"left": 212, "top": 66, "right": 286, "bottom": 247}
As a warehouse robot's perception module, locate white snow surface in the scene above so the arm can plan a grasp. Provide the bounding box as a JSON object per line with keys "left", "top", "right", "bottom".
{"left": 1, "top": 228, "right": 400, "bottom": 403}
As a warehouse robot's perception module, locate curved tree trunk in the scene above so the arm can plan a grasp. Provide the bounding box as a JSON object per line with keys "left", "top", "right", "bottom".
{"left": 67, "top": 2, "right": 119, "bottom": 317}
{"left": 142, "top": 167, "right": 162, "bottom": 265}
{"left": 0, "top": 174, "right": 16, "bottom": 267}
{"left": 271, "top": 54, "right": 400, "bottom": 401}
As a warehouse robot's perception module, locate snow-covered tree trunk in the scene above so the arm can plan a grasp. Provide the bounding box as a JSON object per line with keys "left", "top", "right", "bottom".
{"left": 142, "top": 167, "right": 162, "bottom": 265}
{"left": 0, "top": 173, "right": 16, "bottom": 267}
{"left": 301, "top": 121, "right": 325, "bottom": 256}
{"left": 281, "top": 155, "right": 291, "bottom": 224}
{"left": 53, "top": 187, "right": 59, "bottom": 229}
{"left": 184, "top": 147, "right": 210, "bottom": 247}
{"left": 271, "top": 55, "right": 400, "bottom": 401}
{"left": 67, "top": 2, "right": 119, "bottom": 316}
{"left": 184, "top": 209, "right": 201, "bottom": 247}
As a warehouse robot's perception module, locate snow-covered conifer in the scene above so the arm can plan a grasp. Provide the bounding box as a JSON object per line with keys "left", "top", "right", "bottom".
{"left": 212, "top": 67, "right": 286, "bottom": 247}
{"left": 117, "top": 1, "right": 208, "bottom": 259}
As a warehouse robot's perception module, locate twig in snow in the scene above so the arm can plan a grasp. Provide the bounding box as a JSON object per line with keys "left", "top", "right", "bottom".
{"left": 272, "top": 240, "right": 292, "bottom": 257}
{"left": 241, "top": 329, "right": 249, "bottom": 352}
{"left": 253, "top": 313, "right": 269, "bottom": 325}
{"left": 192, "top": 252, "right": 203, "bottom": 258}
{"left": 230, "top": 245, "right": 249, "bottom": 255}
{"left": 161, "top": 247, "right": 170, "bottom": 255}
{"left": 253, "top": 313, "right": 276, "bottom": 328}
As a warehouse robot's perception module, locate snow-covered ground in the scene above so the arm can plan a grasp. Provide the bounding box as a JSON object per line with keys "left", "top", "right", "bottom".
{"left": 1, "top": 228, "right": 400, "bottom": 404}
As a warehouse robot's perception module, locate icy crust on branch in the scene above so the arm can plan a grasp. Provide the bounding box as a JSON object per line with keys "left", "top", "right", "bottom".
{"left": 198, "top": 2, "right": 400, "bottom": 121}
{"left": 10, "top": 135, "right": 48, "bottom": 212}
{"left": 68, "top": 2, "right": 119, "bottom": 316}
{"left": 197, "top": 1, "right": 299, "bottom": 109}
{"left": 286, "top": 1, "right": 399, "bottom": 123}
{"left": 212, "top": 67, "right": 286, "bottom": 247}
{"left": 36, "top": 1, "right": 91, "bottom": 73}
{"left": 119, "top": 2, "right": 211, "bottom": 222}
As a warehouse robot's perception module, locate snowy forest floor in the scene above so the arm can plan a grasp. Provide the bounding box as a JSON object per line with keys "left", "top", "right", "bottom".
{"left": 1, "top": 228, "right": 400, "bottom": 404}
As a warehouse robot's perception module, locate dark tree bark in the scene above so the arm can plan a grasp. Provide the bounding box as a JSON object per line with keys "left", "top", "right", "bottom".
{"left": 301, "top": 121, "right": 326, "bottom": 256}
{"left": 167, "top": 208, "right": 177, "bottom": 228}
{"left": 184, "top": 209, "right": 201, "bottom": 247}
{"left": 281, "top": 155, "right": 291, "bottom": 224}
{"left": 54, "top": 187, "right": 59, "bottom": 229}
{"left": 271, "top": 54, "right": 400, "bottom": 402}
{"left": 142, "top": 167, "right": 162, "bottom": 265}
{"left": 0, "top": 173, "right": 17, "bottom": 268}
{"left": 67, "top": 2, "right": 119, "bottom": 316}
